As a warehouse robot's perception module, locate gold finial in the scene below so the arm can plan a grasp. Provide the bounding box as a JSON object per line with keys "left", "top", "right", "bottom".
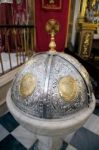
{"left": 45, "top": 19, "right": 59, "bottom": 51}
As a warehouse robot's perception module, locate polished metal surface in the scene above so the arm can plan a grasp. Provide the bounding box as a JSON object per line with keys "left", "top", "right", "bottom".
{"left": 11, "top": 51, "right": 92, "bottom": 119}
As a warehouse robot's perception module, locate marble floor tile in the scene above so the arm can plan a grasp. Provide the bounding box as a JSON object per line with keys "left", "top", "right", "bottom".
{"left": 0, "top": 134, "right": 26, "bottom": 150}
{"left": 0, "top": 112, "right": 19, "bottom": 132}
{"left": 64, "top": 132, "right": 75, "bottom": 144}
{"left": 94, "top": 107, "right": 99, "bottom": 116}
{"left": 29, "top": 139, "right": 39, "bottom": 150}
{"left": 0, "top": 124, "right": 9, "bottom": 141}
{"left": 11, "top": 125, "right": 37, "bottom": 149}
{"left": 66, "top": 144, "right": 77, "bottom": 150}
{"left": 84, "top": 114, "right": 99, "bottom": 135}
{"left": 70, "top": 127, "right": 99, "bottom": 150}
{"left": 60, "top": 141, "right": 68, "bottom": 150}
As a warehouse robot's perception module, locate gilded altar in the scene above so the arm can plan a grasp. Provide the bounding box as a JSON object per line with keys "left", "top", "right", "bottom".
{"left": 77, "top": 0, "right": 99, "bottom": 59}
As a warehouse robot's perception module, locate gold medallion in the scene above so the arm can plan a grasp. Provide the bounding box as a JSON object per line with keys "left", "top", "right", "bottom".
{"left": 20, "top": 73, "right": 36, "bottom": 97}
{"left": 58, "top": 76, "right": 78, "bottom": 102}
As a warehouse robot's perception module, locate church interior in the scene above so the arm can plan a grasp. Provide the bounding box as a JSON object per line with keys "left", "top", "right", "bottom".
{"left": 0, "top": 0, "right": 99, "bottom": 150}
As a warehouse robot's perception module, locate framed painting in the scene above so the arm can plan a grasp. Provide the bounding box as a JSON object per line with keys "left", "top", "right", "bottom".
{"left": 42, "top": 0, "right": 62, "bottom": 10}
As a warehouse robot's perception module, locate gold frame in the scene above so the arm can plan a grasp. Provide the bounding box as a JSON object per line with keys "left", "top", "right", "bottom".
{"left": 77, "top": 0, "right": 99, "bottom": 59}
{"left": 79, "top": 0, "right": 88, "bottom": 20}
{"left": 79, "top": 0, "right": 99, "bottom": 25}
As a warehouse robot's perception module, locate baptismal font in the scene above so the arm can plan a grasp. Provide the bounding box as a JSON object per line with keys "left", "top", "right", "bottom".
{"left": 6, "top": 19, "right": 95, "bottom": 150}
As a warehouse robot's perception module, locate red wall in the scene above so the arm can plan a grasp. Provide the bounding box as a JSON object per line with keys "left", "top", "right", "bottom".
{"left": 35, "top": 0, "right": 70, "bottom": 52}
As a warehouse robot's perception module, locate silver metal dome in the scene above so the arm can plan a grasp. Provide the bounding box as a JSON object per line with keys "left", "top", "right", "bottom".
{"left": 11, "top": 51, "right": 93, "bottom": 119}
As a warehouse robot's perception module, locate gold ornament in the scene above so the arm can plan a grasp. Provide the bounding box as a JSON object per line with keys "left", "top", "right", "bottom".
{"left": 49, "top": 0, "right": 55, "bottom": 4}
{"left": 20, "top": 73, "right": 36, "bottom": 97}
{"left": 45, "top": 19, "right": 59, "bottom": 51}
{"left": 58, "top": 76, "right": 78, "bottom": 102}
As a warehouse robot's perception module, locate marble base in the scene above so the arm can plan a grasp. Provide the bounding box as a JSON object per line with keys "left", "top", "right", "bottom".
{"left": 36, "top": 131, "right": 76, "bottom": 150}
{"left": 37, "top": 135, "right": 63, "bottom": 150}
{"left": 6, "top": 89, "right": 96, "bottom": 149}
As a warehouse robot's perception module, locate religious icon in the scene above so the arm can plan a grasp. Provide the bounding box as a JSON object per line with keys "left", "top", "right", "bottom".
{"left": 49, "top": 0, "right": 55, "bottom": 4}
{"left": 42, "top": 0, "right": 62, "bottom": 10}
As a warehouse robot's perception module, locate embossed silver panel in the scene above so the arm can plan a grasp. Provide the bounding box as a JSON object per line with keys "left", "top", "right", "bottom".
{"left": 11, "top": 51, "right": 92, "bottom": 119}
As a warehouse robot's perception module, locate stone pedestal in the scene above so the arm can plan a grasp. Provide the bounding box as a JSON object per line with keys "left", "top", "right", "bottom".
{"left": 6, "top": 89, "right": 95, "bottom": 150}
{"left": 37, "top": 136, "right": 62, "bottom": 150}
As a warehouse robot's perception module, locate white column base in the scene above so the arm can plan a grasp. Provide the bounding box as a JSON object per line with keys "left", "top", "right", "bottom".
{"left": 37, "top": 135, "right": 63, "bottom": 150}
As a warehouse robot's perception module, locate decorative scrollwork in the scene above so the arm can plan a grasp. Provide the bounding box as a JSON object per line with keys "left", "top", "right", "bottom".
{"left": 11, "top": 52, "right": 91, "bottom": 119}
{"left": 82, "top": 32, "right": 92, "bottom": 56}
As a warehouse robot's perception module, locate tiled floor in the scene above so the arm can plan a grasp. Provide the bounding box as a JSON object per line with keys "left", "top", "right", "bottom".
{"left": 0, "top": 108, "right": 99, "bottom": 150}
